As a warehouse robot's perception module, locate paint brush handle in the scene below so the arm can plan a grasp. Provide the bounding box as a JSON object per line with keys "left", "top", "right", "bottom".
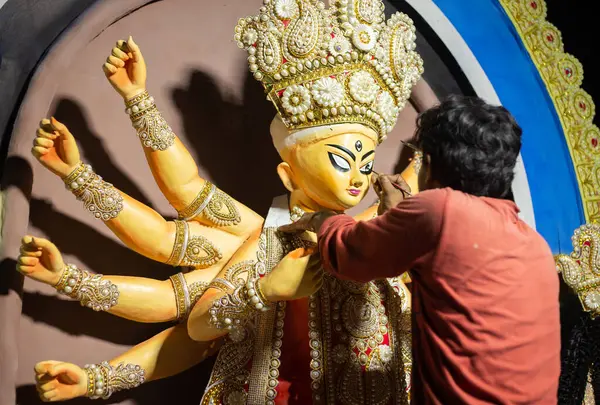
{"left": 372, "top": 171, "right": 412, "bottom": 196}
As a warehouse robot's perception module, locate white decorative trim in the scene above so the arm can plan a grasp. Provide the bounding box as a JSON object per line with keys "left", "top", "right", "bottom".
{"left": 406, "top": 0, "right": 536, "bottom": 229}
{"left": 264, "top": 195, "right": 293, "bottom": 228}
{"left": 270, "top": 115, "right": 378, "bottom": 156}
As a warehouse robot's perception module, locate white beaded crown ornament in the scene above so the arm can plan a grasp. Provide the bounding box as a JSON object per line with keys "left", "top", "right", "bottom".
{"left": 234, "top": 0, "right": 424, "bottom": 144}
{"left": 556, "top": 223, "right": 600, "bottom": 318}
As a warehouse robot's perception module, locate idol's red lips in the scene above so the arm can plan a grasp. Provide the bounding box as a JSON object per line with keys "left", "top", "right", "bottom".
{"left": 347, "top": 188, "right": 361, "bottom": 196}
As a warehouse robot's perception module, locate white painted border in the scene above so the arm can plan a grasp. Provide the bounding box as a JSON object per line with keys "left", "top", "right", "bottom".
{"left": 406, "top": 0, "right": 536, "bottom": 229}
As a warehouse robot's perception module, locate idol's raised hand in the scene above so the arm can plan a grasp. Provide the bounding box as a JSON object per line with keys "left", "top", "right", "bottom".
{"left": 259, "top": 247, "right": 323, "bottom": 302}
{"left": 16, "top": 236, "right": 65, "bottom": 286}
{"left": 35, "top": 361, "right": 87, "bottom": 402}
{"left": 31, "top": 117, "right": 80, "bottom": 178}
{"left": 102, "top": 36, "right": 147, "bottom": 100}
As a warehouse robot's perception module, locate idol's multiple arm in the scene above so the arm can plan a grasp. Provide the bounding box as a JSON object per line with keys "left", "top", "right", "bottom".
{"left": 21, "top": 37, "right": 429, "bottom": 401}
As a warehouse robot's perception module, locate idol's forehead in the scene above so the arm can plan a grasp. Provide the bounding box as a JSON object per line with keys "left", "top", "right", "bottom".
{"left": 302, "top": 131, "right": 377, "bottom": 150}
{"left": 270, "top": 115, "right": 378, "bottom": 156}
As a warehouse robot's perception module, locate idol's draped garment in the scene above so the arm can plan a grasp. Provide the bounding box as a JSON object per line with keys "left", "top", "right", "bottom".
{"left": 201, "top": 196, "right": 412, "bottom": 405}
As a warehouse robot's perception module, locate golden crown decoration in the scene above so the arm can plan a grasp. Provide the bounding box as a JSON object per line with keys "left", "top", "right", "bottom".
{"left": 556, "top": 223, "right": 600, "bottom": 318}
{"left": 234, "top": 0, "right": 424, "bottom": 143}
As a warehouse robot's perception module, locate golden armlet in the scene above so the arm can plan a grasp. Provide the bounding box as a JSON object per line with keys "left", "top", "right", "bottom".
{"left": 63, "top": 162, "right": 124, "bottom": 221}
{"left": 54, "top": 264, "right": 119, "bottom": 311}
{"left": 177, "top": 180, "right": 241, "bottom": 226}
{"left": 83, "top": 361, "right": 145, "bottom": 399}
{"left": 170, "top": 272, "right": 210, "bottom": 322}
{"left": 166, "top": 220, "right": 189, "bottom": 266}
{"left": 166, "top": 220, "right": 223, "bottom": 268}
{"left": 208, "top": 277, "right": 269, "bottom": 340}
{"left": 125, "top": 91, "right": 175, "bottom": 151}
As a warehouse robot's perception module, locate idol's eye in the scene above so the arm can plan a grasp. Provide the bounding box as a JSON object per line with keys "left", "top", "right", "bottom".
{"left": 360, "top": 160, "right": 374, "bottom": 175}
{"left": 328, "top": 152, "right": 351, "bottom": 172}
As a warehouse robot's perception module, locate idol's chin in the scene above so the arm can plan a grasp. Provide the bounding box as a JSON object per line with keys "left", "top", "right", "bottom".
{"left": 334, "top": 193, "right": 365, "bottom": 211}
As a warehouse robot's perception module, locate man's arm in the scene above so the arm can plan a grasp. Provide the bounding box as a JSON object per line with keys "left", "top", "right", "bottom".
{"left": 318, "top": 189, "right": 447, "bottom": 282}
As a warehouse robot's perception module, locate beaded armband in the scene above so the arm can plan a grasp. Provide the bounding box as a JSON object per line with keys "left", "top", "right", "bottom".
{"left": 63, "top": 162, "right": 123, "bottom": 221}
{"left": 54, "top": 264, "right": 119, "bottom": 311}
{"left": 177, "top": 181, "right": 241, "bottom": 227}
{"left": 208, "top": 277, "right": 269, "bottom": 340}
{"left": 169, "top": 273, "right": 190, "bottom": 321}
{"left": 166, "top": 220, "right": 189, "bottom": 266}
{"left": 169, "top": 272, "right": 210, "bottom": 322}
{"left": 125, "top": 91, "right": 175, "bottom": 151}
{"left": 166, "top": 220, "right": 223, "bottom": 268}
{"left": 83, "top": 361, "right": 145, "bottom": 399}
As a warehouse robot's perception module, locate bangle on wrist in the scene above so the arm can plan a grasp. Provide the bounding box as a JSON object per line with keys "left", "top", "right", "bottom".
{"left": 83, "top": 361, "right": 145, "bottom": 399}
{"left": 55, "top": 264, "right": 119, "bottom": 312}
{"left": 124, "top": 91, "right": 175, "bottom": 151}
{"left": 208, "top": 276, "right": 269, "bottom": 341}
{"left": 63, "top": 161, "right": 124, "bottom": 221}
{"left": 123, "top": 89, "right": 146, "bottom": 102}
{"left": 246, "top": 277, "right": 269, "bottom": 311}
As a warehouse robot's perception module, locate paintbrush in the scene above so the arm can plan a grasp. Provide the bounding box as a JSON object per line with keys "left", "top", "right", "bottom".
{"left": 400, "top": 140, "right": 420, "bottom": 151}
{"left": 372, "top": 170, "right": 412, "bottom": 196}
{"left": 371, "top": 140, "right": 418, "bottom": 196}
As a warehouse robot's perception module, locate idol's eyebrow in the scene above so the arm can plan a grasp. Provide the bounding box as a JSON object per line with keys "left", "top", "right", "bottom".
{"left": 361, "top": 150, "right": 374, "bottom": 161}
{"left": 326, "top": 144, "right": 356, "bottom": 161}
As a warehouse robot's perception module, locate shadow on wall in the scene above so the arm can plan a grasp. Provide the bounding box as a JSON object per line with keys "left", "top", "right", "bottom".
{"left": 7, "top": 69, "right": 289, "bottom": 404}
{"left": 171, "top": 69, "right": 285, "bottom": 215}
{"left": 0, "top": 154, "right": 32, "bottom": 297}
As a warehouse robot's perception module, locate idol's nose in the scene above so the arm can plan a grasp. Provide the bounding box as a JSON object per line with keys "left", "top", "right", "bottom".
{"left": 351, "top": 177, "right": 363, "bottom": 188}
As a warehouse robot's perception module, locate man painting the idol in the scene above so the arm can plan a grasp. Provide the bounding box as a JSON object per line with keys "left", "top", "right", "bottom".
{"left": 282, "top": 95, "right": 562, "bottom": 404}
{"left": 16, "top": 0, "right": 560, "bottom": 402}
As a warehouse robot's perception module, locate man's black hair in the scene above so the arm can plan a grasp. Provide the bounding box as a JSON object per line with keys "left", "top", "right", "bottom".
{"left": 415, "top": 95, "right": 522, "bottom": 198}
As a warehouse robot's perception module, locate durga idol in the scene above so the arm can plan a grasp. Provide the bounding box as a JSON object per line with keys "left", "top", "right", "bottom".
{"left": 19, "top": 0, "right": 424, "bottom": 403}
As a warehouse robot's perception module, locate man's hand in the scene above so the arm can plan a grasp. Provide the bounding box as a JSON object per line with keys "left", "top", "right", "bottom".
{"left": 372, "top": 173, "right": 411, "bottom": 215}
{"left": 102, "top": 36, "right": 147, "bottom": 100}
{"left": 278, "top": 211, "right": 338, "bottom": 235}
{"left": 259, "top": 248, "right": 323, "bottom": 301}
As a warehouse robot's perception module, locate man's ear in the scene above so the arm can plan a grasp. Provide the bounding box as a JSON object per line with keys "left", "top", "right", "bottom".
{"left": 277, "top": 162, "right": 296, "bottom": 192}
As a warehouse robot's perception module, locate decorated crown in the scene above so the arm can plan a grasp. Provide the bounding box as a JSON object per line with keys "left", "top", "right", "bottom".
{"left": 234, "top": 0, "right": 424, "bottom": 144}
{"left": 556, "top": 223, "right": 600, "bottom": 318}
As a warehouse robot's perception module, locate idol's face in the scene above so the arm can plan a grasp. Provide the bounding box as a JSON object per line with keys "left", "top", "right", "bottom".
{"left": 289, "top": 132, "right": 376, "bottom": 211}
